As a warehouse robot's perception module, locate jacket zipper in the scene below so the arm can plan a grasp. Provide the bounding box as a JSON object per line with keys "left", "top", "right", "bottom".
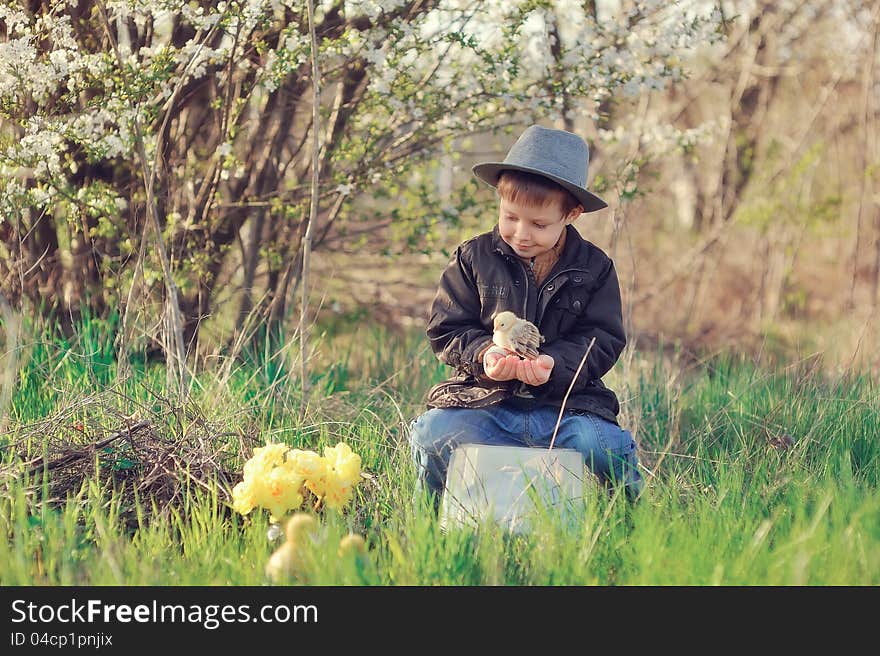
{"left": 501, "top": 253, "right": 587, "bottom": 320}
{"left": 511, "top": 257, "right": 533, "bottom": 399}
{"left": 510, "top": 256, "right": 530, "bottom": 319}
{"left": 498, "top": 257, "right": 587, "bottom": 398}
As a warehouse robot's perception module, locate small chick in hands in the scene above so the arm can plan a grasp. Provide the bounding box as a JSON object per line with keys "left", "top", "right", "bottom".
{"left": 492, "top": 311, "right": 544, "bottom": 360}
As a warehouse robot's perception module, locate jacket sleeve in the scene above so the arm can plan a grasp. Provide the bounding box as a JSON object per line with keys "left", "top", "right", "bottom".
{"left": 539, "top": 258, "right": 626, "bottom": 398}
{"left": 426, "top": 245, "right": 494, "bottom": 379}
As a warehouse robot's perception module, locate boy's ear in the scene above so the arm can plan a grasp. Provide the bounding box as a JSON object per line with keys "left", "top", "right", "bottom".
{"left": 564, "top": 205, "right": 584, "bottom": 223}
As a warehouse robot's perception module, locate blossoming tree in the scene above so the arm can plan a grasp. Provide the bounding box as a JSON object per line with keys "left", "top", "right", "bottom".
{"left": 0, "top": 0, "right": 720, "bottom": 367}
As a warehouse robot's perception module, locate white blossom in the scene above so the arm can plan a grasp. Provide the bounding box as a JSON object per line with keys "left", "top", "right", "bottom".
{"left": 0, "top": 0, "right": 728, "bottom": 232}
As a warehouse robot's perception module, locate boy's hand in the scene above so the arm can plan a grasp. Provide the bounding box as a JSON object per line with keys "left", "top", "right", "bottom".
{"left": 483, "top": 347, "right": 520, "bottom": 381}
{"left": 484, "top": 347, "right": 554, "bottom": 385}
{"left": 516, "top": 354, "right": 554, "bottom": 386}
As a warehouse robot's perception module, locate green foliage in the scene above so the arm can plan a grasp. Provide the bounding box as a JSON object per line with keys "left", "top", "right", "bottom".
{"left": 736, "top": 141, "right": 842, "bottom": 235}
{"left": 1, "top": 1, "right": 726, "bottom": 342}
{"left": 0, "top": 316, "right": 878, "bottom": 584}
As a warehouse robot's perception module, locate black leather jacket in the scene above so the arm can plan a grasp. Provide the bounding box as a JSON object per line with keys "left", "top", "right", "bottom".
{"left": 424, "top": 224, "right": 626, "bottom": 424}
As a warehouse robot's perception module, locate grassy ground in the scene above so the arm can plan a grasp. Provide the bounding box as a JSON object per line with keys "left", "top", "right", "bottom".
{"left": 0, "top": 317, "right": 877, "bottom": 585}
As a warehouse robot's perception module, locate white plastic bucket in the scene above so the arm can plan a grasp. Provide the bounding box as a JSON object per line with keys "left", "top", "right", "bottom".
{"left": 440, "top": 444, "right": 585, "bottom": 534}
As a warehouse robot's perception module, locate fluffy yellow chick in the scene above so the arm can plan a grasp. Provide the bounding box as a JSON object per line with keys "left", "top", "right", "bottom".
{"left": 338, "top": 533, "right": 369, "bottom": 582}
{"left": 337, "top": 533, "right": 366, "bottom": 558}
{"left": 265, "top": 513, "right": 318, "bottom": 582}
{"left": 285, "top": 512, "right": 318, "bottom": 544}
{"left": 265, "top": 542, "right": 303, "bottom": 582}
{"left": 492, "top": 311, "right": 544, "bottom": 360}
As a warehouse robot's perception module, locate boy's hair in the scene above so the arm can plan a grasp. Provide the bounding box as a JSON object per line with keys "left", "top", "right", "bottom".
{"left": 496, "top": 170, "right": 582, "bottom": 215}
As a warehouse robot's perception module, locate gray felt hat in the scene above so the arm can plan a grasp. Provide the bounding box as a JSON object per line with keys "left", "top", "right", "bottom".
{"left": 472, "top": 124, "right": 607, "bottom": 213}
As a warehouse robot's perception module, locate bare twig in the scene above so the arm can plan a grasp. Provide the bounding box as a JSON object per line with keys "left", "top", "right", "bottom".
{"left": 301, "top": 0, "right": 322, "bottom": 417}
{"left": 631, "top": 218, "right": 732, "bottom": 305}
{"left": 0, "top": 291, "right": 20, "bottom": 435}
{"left": 548, "top": 337, "right": 596, "bottom": 452}
{"left": 0, "top": 384, "right": 242, "bottom": 529}
{"left": 95, "top": 1, "right": 188, "bottom": 398}
{"left": 14, "top": 420, "right": 151, "bottom": 479}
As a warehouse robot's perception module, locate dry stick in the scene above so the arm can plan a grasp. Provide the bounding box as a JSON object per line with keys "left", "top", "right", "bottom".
{"left": 95, "top": 1, "right": 188, "bottom": 398}
{"left": 0, "top": 291, "right": 20, "bottom": 436}
{"left": 118, "top": 12, "right": 217, "bottom": 382}
{"left": 300, "top": 0, "right": 321, "bottom": 419}
{"left": 631, "top": 218, "right": 730, "bottom": 305}
{"left": 548, "top": 337, "right": 596, "bottom": 452}
{"left": 116, "top": 208, "right": 149, "bottom": 382}
{"left": 12, "top": 420, "right": 153, "bottom": 479}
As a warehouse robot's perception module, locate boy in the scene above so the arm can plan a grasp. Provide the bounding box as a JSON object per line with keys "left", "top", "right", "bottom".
{"left": 409, "top": 124, "right": 644, "bottom": 509}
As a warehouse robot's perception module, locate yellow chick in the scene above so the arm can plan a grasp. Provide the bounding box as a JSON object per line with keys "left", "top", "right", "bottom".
{"left": 492, "top": 311, "right": 544, "bottom": 360}
{"left": 337, "top": 533, "right": 366, "bottom": 558}
{"left": 265, "top": 542, "right": 302, "bottom": 582}
{"left": 338, "top": 533, "right": 369, "bottom": 582}
{"left": 265, "top": 513, "right": 318, "bottom": 582}
{"left": 285, "top": 513, "right": 318, "bottom": 544}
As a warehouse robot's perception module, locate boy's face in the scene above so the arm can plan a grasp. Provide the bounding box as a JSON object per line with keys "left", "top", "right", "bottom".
{"left": 497, "top": 195, "right": 580, "bottom": 259}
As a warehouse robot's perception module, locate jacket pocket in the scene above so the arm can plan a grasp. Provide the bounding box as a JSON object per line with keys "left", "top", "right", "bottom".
{"left": 477, "top": 283, "right": 509, "bottom": 299}
{"left": 551, "top": 289, "right": 590, "bottom": 336}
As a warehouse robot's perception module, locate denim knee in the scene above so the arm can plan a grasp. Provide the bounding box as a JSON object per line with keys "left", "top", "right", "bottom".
{"left": 408, "top": 409, "right": 454, "bottom": 497}
{"left": 603, "top": 426, "right": 644, "bottom": 501}
{"left": 576, "top": 414, "right": 644, "bottom": 501}
{"left": 409, "top": 409, "right": 455, "bottom": 462}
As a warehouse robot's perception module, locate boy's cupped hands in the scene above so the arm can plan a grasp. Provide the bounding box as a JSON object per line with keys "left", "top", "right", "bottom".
{"left": 483, "top": 347, "right": 554, "bottom": 385}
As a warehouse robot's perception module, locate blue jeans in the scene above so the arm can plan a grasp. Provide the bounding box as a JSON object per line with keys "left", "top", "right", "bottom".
{"left": 409, "top": 400, "right": 645, "bottom": 506}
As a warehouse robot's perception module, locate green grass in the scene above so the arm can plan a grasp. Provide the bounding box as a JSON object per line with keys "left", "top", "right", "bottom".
{"left": 0, "top": 315, "right": 877, "bottom": 585}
